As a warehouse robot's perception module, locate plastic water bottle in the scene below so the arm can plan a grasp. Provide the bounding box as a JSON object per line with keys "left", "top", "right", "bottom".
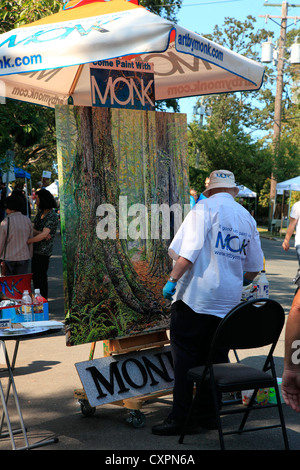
{"left": 33, "top": 288, "right": 44, "bottom": 320}
{"left": 256, "top": 271, "right": 269, "bottom": 298}
{"left": 21, "top": 290, "right": 32, "bottom": 322}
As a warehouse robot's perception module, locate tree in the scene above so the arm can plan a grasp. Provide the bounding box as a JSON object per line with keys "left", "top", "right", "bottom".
{"left": 56, "top": 106, "right": 188, "bottom": 344}
{"left": 188, "top": 16, "right": 299, "bottom": 202}
{"left": 0, "top": 0, "right": 62, "bottom": 32}
{"left": 140, "top": 0, "right": 181, "bottom": 23}
{"left": 0, "top": 0, "right": 183, "bottom": 184}
{"left": 0, "top": 0, "right": 62, "bottom": 184}
{"left": 198, "top": 16, "right": 275, "bottom": 135}
{"left": 139, "top": 0, "right": 182, "bottom": 112}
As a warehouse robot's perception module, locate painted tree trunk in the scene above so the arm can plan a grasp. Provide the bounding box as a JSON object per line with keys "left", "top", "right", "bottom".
{"left": 56, "top": 106, "right": 188, "bottom": 346}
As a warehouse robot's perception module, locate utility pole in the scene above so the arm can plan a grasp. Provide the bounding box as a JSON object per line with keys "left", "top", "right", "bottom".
{"left": 259, "top": 2, "right": 300, "bottom": 228}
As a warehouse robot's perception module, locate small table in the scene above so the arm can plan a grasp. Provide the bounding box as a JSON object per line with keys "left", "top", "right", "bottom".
{"left": 0, "top": 323, "right": 62, "bottom": 450}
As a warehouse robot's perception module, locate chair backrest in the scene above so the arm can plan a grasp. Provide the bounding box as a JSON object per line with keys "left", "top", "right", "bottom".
{"left": 210, "top": 298, "right": 285, "bottom": 353}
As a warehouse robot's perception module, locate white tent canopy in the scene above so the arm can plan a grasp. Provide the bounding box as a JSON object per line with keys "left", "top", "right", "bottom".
{"left": 276, "top": 176, "right": 300, "bottom": 192}
{"left": 275, "top": 176, "right": 300, "bottom": 222}
{"left": 46, "top": 180, "right": 59, "bottom": 197}
{"left": 0, "top": 0, "right": 265, "bottom": 108}
{"left": 237, "top": 185, "right": 257, "bottom": 198}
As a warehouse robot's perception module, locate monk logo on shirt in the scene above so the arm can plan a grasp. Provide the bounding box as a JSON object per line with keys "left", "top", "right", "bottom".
{"left": 215, "top": 231, "right": 248, "bottom": 255}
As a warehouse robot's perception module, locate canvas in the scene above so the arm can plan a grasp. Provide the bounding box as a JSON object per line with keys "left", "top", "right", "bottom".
{"left": 55, "top": 106, "right": 188, "bottom": 346}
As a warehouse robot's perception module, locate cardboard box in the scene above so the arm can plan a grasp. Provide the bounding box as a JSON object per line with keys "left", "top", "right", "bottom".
{"left": 0, "top": 273, "right": 32, "bottom": 300}
{"left": 0, "top": 273, "right": 49, "bottom": 322}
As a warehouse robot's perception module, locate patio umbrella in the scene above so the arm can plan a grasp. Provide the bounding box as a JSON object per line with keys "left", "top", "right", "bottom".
{"left": 0, "top": 0, "right": 264, "bottom": 108}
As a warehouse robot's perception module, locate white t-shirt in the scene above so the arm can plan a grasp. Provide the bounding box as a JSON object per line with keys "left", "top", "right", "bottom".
{"left": 290, "top": 201, "right": 300, "bottom": 246}
{"left": 168, "top": 193, "right": 264, "bottom": 318}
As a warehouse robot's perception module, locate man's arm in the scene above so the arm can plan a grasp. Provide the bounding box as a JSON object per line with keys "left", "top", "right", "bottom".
{"left": 162, "top": 256, "right": 192, "bottom": 300}
{"left": 169, "top": 256, "right": 192, "bottom": 282}
{"left": 282, "top": 217, "right": 297, "bottom": 252}
{"left": 243, "top": 271, "right": 260, "bottom": 284}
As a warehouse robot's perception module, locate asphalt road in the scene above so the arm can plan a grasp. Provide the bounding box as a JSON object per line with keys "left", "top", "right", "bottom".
{"left": 0, "top": 233, "right": 299, "bottom": 455}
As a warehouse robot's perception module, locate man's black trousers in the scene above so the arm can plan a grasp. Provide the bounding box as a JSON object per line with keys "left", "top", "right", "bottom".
{"left": 169, "top": 299, "right": 229, "bottom": 420}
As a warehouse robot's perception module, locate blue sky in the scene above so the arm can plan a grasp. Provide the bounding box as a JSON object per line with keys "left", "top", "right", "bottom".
{"left": 176, "top": 0, "right": 294, "bottom": 121}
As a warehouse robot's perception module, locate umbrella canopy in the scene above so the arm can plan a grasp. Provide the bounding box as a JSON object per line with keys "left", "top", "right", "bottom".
{"left": 276, "top": 176, "right": 300, "bottom": 192}
{"left": 0, "top": 0, "right": 265, "bottom": 108}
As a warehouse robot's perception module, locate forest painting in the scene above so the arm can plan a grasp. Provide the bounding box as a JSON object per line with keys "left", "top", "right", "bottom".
{"left": 55, "top": 106, "right": 188, "bottom": 346}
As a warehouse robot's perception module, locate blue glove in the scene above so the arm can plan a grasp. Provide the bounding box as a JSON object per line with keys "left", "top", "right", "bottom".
{"left": 163, "top": 281, "right": 177, "bottom": 300}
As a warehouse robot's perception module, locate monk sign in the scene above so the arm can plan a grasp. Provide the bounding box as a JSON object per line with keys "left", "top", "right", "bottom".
{"left": 75, "top": 346, "right": 173, "bottom": 407}
{"left": 90, "top": 59, "right": 155, "bottom": 111}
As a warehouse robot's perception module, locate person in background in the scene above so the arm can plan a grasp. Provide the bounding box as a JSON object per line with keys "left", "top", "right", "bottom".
{"left": 189, "top": 189, "right": 198, "bottom": 208}
{"left": 11, "top": 188, "right": 31, "bottom": 218}
{"left": 31, "top": 188, "right": 36, "bottom": 211}
{"left": 0, "top": 182, "right": 6, "bottom": 222}
{"left": 189, "top": 178, "right": 210, "bottom": 208}
{"left": 282, "top": 200, "right": 300, "bottom": 266}
{"left": 152, "top": 170, "right": 264, "bottom": 436}
{"left": 0, "top": 194, "right": 33, "bottom": 275}
{"left": 198, "top": 176, "right": 210, "bottom": 201}
{"left": 27, "top": 189, "right": 58, "bottom": 299}
{"left": 282, "top": 289, "right": 300, "bottom": 412}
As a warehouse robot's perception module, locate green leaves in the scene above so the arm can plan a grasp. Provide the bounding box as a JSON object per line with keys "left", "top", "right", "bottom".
{"left": 140, "top": 0, "right": 182, "bottom": 23}
{"left": 188, "top": 15, "right": 300, "bottom": 208}
{"left": 0, "top": 0, "right": 62, "bottom": 32}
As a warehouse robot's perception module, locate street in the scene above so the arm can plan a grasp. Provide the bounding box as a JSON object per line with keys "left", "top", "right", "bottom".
{"left": 0, "top": 233, "right": 299, "bottom": 452}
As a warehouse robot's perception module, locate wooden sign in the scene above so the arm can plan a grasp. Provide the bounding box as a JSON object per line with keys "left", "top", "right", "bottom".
{"left": 75, "top": 346, "right": 173, "bottom": 407}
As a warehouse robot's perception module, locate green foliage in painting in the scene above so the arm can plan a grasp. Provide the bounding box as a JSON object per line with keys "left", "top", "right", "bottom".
{"left": 56, "top": 106, "right": 188, "bottom": 346}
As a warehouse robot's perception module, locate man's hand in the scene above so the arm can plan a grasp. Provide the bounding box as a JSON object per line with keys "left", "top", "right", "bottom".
{"left": 282, "top": 368, "right": 300, "bottom": 412}
{"left": 163, "top": 281, "right": 177, "bottom": 300}
{"left": 282, "top": 239, "right": 290, "bottom": 252}
{"left": 282, "top": 217, "right": 297, "bottom": 252}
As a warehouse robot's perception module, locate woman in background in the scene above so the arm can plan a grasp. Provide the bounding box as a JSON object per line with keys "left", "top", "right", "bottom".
{"left": 0, "top": 193, "right": 33, "bottom": 275}
{"left": 27, "top": 189, "right": 58, "bottom": 299}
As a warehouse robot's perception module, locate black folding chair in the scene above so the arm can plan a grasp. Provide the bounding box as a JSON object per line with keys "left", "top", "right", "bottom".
{"left": 178, "top": 298, "right": 289, "bottom": 450}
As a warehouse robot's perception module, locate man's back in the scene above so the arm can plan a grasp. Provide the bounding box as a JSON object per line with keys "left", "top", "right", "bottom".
{"left": 169, "top": 192, "right": 263, "bottom": 317}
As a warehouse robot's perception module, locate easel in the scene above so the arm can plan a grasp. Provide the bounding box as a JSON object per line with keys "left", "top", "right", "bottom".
{"left": 74, "top": 329, "right": 172, "bottom": 427}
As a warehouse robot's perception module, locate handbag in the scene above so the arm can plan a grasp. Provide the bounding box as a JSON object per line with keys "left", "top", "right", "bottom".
{"left": 1, "top": 217, "right": 10, "bottom": 276}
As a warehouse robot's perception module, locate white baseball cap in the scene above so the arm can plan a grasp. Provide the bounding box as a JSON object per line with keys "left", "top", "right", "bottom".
{"left": 203, "top": 170, "right": 239, "bottom": 197}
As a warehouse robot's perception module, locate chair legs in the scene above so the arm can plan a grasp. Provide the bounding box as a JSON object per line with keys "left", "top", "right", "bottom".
{"left": 238, "top": 388, "right": 258, "bottom": 432}
{"left": 178, "top": 387, "right": 201, "bottom": 444}
{"left": 271, "top": 382, "right": 290, "bottom": 450}
{"left": 179, "top": 383, "right": 290, "bottom": 450}
{"left": 211, "top": 381, "right": 225, "bottom": 450}
{"left": 237, "top": 381, "right": 289, "bottom": 451}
